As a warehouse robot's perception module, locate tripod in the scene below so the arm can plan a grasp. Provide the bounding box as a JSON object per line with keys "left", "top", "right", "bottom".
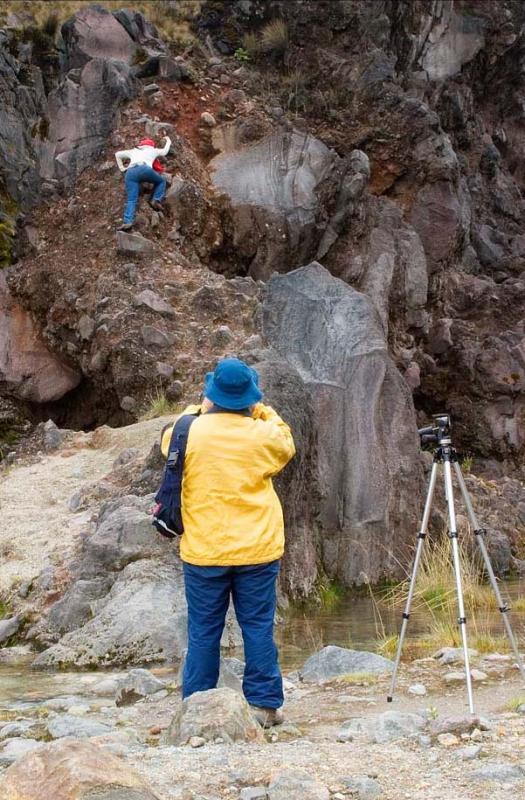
{"left": 387, "top": 415, "right": 525, "bottom": 713}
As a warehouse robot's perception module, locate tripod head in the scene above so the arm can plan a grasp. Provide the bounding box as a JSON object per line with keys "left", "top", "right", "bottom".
{"left": 418, "top": 413, "right": 451, "bottom": 446}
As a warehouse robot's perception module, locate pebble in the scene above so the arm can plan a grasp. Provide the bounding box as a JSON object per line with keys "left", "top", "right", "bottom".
{"left": 471, "top": 669, "right": 488, "bottom": 682}
{"left": 443, "top": 671, "right": 465, "bottom": 683}
{"left": 240, "top": 788, "right": 268, "bottom": 800}
{"left": 456, "top": 744, "right": 482, "bottom": 760}
{"left": 189, "top": 736, "right": 206, "bottom": 748}
{"left": 437, "top": 733, "right": 459, "bottom": 747}
{"left": 343, "top": 775, "right": 382, "bottom": 799}
{"left": 408, "top": 683, "right": 427, "bottom": 696}
{"left": 472, "top": 763, "right": 525, "bottom": 782}
{"left": 483, "top": 653, "right": 511, "bottom": 662}
{"left": 200, "top": 111, "right": 217, "bottom": 127}
{"left": 68, "top": 704, "right": 91, "bottom": 716}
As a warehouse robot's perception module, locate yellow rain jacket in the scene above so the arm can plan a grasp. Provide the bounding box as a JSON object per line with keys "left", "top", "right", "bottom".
{"left": 160, "top": 403, "right": 296, "bottom": 566}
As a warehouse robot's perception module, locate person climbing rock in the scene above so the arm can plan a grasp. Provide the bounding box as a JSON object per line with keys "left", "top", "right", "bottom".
{"left": 159, "top": 358, "right": 296, "bottom": 727}
{"left": 115, "top": 135, "right": 171, "bottom": 231}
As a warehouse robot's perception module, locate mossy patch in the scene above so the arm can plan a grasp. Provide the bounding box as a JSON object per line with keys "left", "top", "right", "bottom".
{"left": 31, "top": 116, "right": 50, "bottom": 140}
{"left": 0, "top": 187, "right": 19, "bottom": 267}
{"left": 0, "top": 218, "right": 16, "bottom": 268}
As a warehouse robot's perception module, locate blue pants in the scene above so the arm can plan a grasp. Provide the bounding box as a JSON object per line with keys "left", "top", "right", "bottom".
{"left": 182, "top": 560, "right": 283, "bottom": 709}
{"left": 123, "top": 165, "right": 166, "bottom": 224}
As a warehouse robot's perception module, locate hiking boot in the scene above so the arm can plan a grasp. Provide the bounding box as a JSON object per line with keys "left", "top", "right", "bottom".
{"left": 148, "top": 200, "right": 164, "bottom": 212}
{"left": 117, "top": 222, "right": 133, "bottom": 232}
{"left": 249, "top": 705, "right": 284, "bottom": 728}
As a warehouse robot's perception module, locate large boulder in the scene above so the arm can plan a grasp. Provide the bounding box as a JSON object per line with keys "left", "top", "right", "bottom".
{"left": 211, "top": 130, "right": 348, "bottom": 280}
{"left": 409, "top": 180, "right": 466, "bottom": 270}
{"left": 60, "top": 5, "right": 137, "bottom": 71}
{"left": 0, "top": 738, "right": 160, "bottom": 800}
{"left": 0, "top": 272, "right": 81, "bottom": 402}
{"left": 299, "top": 646, "right": 393, "bottom": 683}
{"left": 165, "top": 687, "right": 264, "bottom": 745}
{"left": 263, "top": 263, "right": 423, "bottom": 585}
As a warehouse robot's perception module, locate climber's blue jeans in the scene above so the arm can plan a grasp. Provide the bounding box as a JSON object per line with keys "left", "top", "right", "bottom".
{"left": 123, "top": 165, "right": 166, "bottom": 224}
{"left": 182, "top": 560, "right": 284, "bottom": 709}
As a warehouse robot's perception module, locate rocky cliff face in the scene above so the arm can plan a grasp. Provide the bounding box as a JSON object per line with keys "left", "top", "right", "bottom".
{"left": 0, "top": 1, "right": 524, "bottom": 604}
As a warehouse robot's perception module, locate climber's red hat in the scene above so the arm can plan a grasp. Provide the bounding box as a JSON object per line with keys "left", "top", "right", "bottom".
{"left": 139, "top": 138, "right": 155, "bottom": 147}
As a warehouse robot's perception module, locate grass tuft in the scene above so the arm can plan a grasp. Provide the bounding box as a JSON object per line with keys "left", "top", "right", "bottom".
{"left": 376, "top": 633, "right": 399, "bottom": 659}
{"left": 242, "top": 31, "right": 261, "bottom": 58}
{"left": 317, "top": 577, "right": 345, "bottom": 610}
{"left": 339, "top": 672, "right": 378, "bottom": 685}
{"left": 260, "top": 18, "right": 288, "bottom": 56}
{"left": 507, "top": 695, "right": 525, "bottom": 713}
{"left": 139, "top": 390, "right": 183, "bottom": 421}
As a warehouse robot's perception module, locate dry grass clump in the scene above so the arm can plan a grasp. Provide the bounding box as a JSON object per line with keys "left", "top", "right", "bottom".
{"left": 138, "top": 390, "right": 182, "bottom": 421}
{"left": 242, "top": 31, "right": 261, "bottom": 59}
{"left": 507, "top": 695, "right": 525, "bottom": 712}
{"left": 381, "top": 534, "right": 519, "bottom": 614}
{"left": 339, "top": 672, "right": 378, "bottom": 686}
{"left": 239, "top": 18, "right": 288, "bottom": 63}
{"left": 371, "top": 532, "right": 524, "bottom": 658}
{"left": 260, "top": 18, "right": 288, "bottom": 56}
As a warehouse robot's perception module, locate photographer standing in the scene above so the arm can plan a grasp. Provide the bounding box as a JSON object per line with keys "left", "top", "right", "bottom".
{"left": 161, "top": 358, "right": 295, "bottom": 727}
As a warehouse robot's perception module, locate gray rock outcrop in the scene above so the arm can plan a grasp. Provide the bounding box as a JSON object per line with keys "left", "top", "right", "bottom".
{"left": 31, "top": 493, "right": 242, "bottom": 667}
{"left": 43, "top": 57, "right": 135, "bottom": 185}
{"left": 212, "top": 130, "right": 362, "bottom": 280}
{"left": 32, "top": 498, "right": 188, "bottom": 668}
{"left": 0, "top": 616, "right": 21, "bottom": 645}
{"left": 263, "top": 263, "right": 423, "bottom": 585}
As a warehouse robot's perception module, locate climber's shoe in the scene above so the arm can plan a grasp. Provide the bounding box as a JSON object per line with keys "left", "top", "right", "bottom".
{"left": 117, "top": 223, "right": 133, "bottom": 232}
{"left": 148, "top": 200, "right": 164, "bottom": 212}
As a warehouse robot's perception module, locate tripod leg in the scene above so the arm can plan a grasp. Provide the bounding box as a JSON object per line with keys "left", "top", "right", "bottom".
{"left": 453, "top": 462, "right": 525, "bottom": 681}
{"left": 387, "top": 461, "right": 438, "bottom": 702}
{"left": 443, "top": 457, "right": 475, "bottom": 713}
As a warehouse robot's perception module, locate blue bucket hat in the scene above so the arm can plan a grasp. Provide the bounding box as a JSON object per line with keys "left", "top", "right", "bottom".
{"left": 204, "top": 358, "right": 262, "bottom": 410}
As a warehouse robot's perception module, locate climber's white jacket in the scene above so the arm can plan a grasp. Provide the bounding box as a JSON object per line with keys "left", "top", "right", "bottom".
{"left": 115, "top": 138, "right": 171, "bottom": 172}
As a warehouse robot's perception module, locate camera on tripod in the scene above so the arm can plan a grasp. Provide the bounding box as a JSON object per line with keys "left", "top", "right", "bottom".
{"left": 388, "top": 410, "right": 525, "bottom": 713}
{"left": 417, "top": 413, "right": 451, "bottom": 445}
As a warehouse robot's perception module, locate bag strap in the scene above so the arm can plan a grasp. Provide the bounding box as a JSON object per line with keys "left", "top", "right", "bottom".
{"left": 166, "top": 411, "right": 199, "bottom": 472}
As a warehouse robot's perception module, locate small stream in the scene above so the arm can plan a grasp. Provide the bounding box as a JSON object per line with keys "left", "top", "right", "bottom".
{"left": 1, "top": 580, "right": 525, "bottom": 709}
{"left": 277, "top": 578, "right": 525, "bottom": 670}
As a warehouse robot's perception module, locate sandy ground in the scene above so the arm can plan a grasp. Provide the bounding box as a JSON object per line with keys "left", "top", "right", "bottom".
{"left": 128, "top": 661, "right": 525, "bottom": 800}
{"left": 0, "top": 416, "right": 172, "bottom": 592}
{"left": 2, "top": 656, "right": 525, "bottom": 800}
